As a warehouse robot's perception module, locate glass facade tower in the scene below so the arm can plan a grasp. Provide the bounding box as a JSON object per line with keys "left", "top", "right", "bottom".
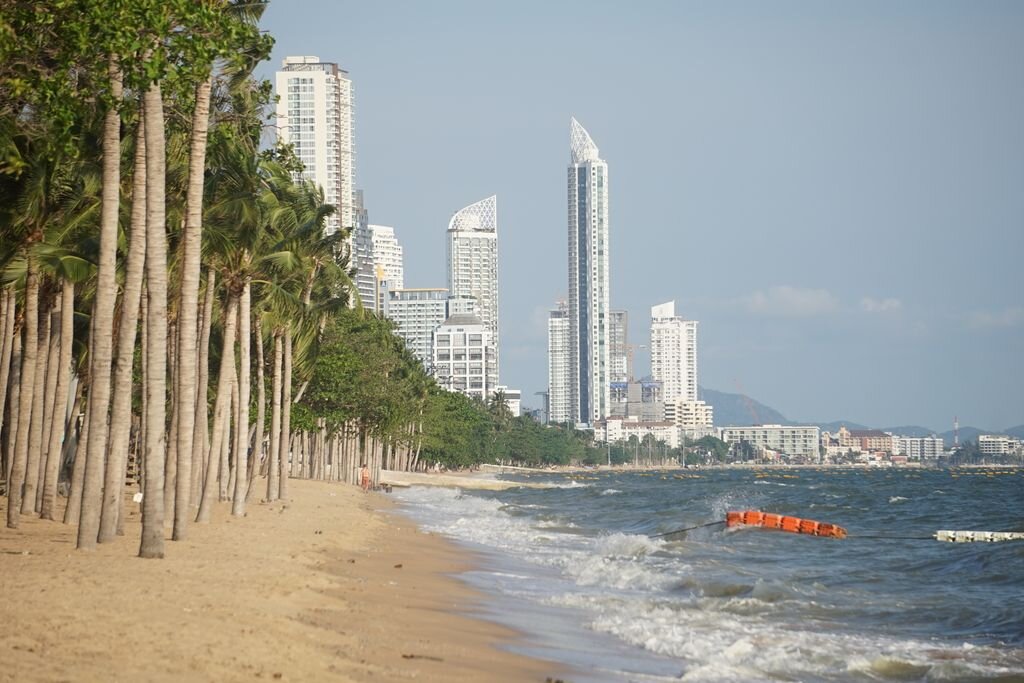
{"left": 567, "top": 118, "right": 610, "bottom": 426}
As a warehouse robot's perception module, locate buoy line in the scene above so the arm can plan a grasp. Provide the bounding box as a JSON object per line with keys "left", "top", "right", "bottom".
{"left": 651, "top": 510, "right": 1024, "bottom": 543}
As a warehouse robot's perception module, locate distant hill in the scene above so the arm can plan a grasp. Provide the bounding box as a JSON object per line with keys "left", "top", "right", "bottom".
{"left": 1006, "top": 425, "right": 1024, "bottom": 439}
{"left": 700, "top": 387, "right": 788, "bottom": 426}
{"left": 814, "top": 420, "right": 869, "bottom": 433}
{"left": 882, "top": 425, "right": 939, "bottom": 437}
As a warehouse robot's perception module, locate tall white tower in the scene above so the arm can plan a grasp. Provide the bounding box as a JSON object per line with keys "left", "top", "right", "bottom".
{"left": 274, "top": 56, "right": 355, "bottom": 236}
{"left": 547, "top": 301, "right": 571, "bottom": 425}
{"left": 447, "top": 195, "right": 499, "bottom": 382}
{"left": 650, "top": 301, "right": 698, "bottom": 404}
{"left": 567, "top": 118, "right": 610, "bottom": 426}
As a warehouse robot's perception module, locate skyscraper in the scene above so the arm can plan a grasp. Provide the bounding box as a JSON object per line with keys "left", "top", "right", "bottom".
{"left": 547, "top": 301, "right": 571, "bottom": 425}
{"left": 447, "top": 195, "right": 499, "bottom": 381}
{"left": 650, "top": 301, "right": 698, "bottom": 404}
{"left": 274, "top": 56, "right": 355, "bottom": 236}
{"left": 567, "top": 118, "right": 610, "bottom": 426}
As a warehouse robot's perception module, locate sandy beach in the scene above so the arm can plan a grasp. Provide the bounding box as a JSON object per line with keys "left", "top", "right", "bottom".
{"left": 0, "top": 479, "right": 561, "bottom": 682}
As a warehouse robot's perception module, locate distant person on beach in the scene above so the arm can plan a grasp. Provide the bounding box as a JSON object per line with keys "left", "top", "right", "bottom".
{"left": 360, "top": 463, "right": 370, "bottom": 492}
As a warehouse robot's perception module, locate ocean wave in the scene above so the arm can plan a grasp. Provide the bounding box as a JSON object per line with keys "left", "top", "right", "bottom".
{"left": 600, "top": 488, "right": 622, "bottom": 495}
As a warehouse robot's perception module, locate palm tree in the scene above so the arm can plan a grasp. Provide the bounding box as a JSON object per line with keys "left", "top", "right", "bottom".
{"left": 139, "top": 80, "right": 167, "bottom": 560}
{"left": 76, "top": 59, "right": 122, "bottom": 550}
{"left": 98, "top": 114, "right": 147, "bottom": 542}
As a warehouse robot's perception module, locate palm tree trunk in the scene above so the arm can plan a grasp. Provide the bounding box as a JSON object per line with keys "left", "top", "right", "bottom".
{"left": 231, "top": 280, "right": 250, "bottom": 516}
{"left": 196, "top": 293, "right": 238, "bottom": 522}
{"left": 62, "top": 399, "right": 90, "bottom": 525}
{"left": 77, "top": 60, "right": 123, "bottom": 549}
{"left": 191, "top": 267, "right": 215, "bottom": 506}
{"left": 36, "top": 291, "right": 61, "bottom": 512}
{"left": 278, "top": 326, "right": 292, "bottom": 499}
{"left": 172, "top": 76, "right": 212, "bottom": 540}
{"left": 23, "top": 296, "right": 50, "bottom": 513}
{"left": 246, "top": 313, "right": 265, "bottom": 503}
{"left": 98, "top": 115, "right": 147, "bottom": 542}
{"left": 7, "top": 255, "right": 40, "bottom": 528}
{"left": 0, "top": 287, "right": 15, "bottom": 466}
{"left": 139, "top": 80, "right": 168, "bottom": 559}
{"left": 220, "top": 363, "right": 235, "bottom": 501}
{"left": 266, "top": 331, "right": 282, "bottom": 502}
{"left": 3, "top": 332, "right": 21, "bottom": 488}
{"left": 41, "top": 280, "right": 74, "bottom": 519}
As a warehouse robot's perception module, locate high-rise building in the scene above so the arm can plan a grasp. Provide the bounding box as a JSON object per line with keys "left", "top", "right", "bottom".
{"left": 383, "top": 288, "right": 451, "bottom": 367}
{"left": 367, "top": 224, "right": 404, "bottom": 311}
{"left": 567, "top": 118, "right": 610, "bottom": 426}
{"left": 547, "top": 301, "right": 571, "bottom": 425}
{"left": 274, "top": 56, "right": 355, "bottom": 236}
{"left": 609, "top": 310, "right": 629, "bottom": 382}
{"left": 352, "top": 190, "right": 376, "bottom": 310}
{"left": 650, "top": 301, "right": 698, "bottom": 404}
{"left": 447, "top": 195, "right": 499, "bottom": 380}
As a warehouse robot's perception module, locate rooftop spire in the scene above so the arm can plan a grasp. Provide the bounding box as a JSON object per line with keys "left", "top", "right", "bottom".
{"left": 570, "top": 117, "right": 601, "bottom": 164}
{"left": 447, "top": 195, "right": 497, "bottom": 233}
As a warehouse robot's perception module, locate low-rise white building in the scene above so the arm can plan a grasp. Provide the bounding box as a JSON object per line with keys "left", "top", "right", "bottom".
{"left": 494, "top": 385, "right": 522, "bottom": 417}
{"left": 666, "top": 399, "right": 714, "bottom": 439}
{"left": 978, "top": 434, "right": 1022, "bottom": 455}
{"left": 432, "top": 313, "right": 496, "bottom": 402}
{"left": 719, "top": 425, "right": 821, "bottom": 461}
{"left": 894, "top": 435, "right": 945, "bottom": 459}
{"left": 597, "top": 417, "right": 680, "bottom": 448}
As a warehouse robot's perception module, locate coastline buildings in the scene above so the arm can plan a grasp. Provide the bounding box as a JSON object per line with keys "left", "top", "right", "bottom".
{"left": 650, "top": 301, "right": 698, "bottom": 404}
{"left": 547, "top": 301, "right": 571, "bottom": 424}
{"left": 719, "top": 425, "right": 821, "bottom": 462}
{"left": 274, "top": 56, "right": 355, "bottom": 237}
{"left": 432, "top": 313, "right": 495, "bottom": 402}
{"left": 978, "top": 434, "right": 1023, "bottom": 455}
{"left": 447, "top": 196, "right": 499, "bottom": 380}
{"left": 567, "top": 118, "right": 610, "bottom": 427}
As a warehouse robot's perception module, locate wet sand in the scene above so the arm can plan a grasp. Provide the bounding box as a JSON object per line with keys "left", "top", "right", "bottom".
{"left": 0, "top": 479, "right": 561, "bottom": 682}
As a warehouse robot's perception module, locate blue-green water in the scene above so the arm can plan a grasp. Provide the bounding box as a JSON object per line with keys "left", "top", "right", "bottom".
{"left": 395, "top": 467, "right": 1024, "bottom": 682}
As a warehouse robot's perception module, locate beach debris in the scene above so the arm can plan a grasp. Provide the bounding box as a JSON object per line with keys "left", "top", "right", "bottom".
{"left": 393, "top": 563, "right": 403, "bottom": 568}
{"left": 402, "top": 654, "right": 444, "bottom": 662}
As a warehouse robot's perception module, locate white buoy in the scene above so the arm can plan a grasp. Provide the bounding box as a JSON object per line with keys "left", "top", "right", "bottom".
{"left": 934, "top": 530, "right": 1024, "bottom": 543}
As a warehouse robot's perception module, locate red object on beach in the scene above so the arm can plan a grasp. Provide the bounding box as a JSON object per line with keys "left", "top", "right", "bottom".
{"left": 726, "top": 510, "right": 847, "bottom": 539}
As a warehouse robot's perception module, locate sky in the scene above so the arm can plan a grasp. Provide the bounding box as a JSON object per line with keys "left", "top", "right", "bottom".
{"left": 258, "top": 1, "right": 1024, "bottom": 432}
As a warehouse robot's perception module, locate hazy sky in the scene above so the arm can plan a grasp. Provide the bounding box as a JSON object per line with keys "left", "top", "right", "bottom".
{"left": 259, "top": 1, "right": 1023, "bottom": 432}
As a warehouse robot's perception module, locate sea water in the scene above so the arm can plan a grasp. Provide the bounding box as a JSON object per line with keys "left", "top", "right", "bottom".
{"left": 393, "top": 467, "right": 1024, "bottom": 682}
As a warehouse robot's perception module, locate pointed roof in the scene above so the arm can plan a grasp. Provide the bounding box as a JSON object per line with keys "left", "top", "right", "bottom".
{"left": 447, "top": 195, "right": 497, "bottom": 233}
{"left": 570, "top": 117, "right": 601, "bottom": 164}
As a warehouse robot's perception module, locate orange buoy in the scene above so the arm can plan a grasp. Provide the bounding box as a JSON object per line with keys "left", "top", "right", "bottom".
{"left": 726, "top": 510, "right": 847, "bottom": 539}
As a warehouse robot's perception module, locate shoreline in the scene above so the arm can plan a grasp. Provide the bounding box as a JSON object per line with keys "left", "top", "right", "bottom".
{"left": 1, "top": 479, "right": 562, "bottom": 682}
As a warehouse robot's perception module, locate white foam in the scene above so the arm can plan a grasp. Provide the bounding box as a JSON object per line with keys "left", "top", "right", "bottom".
{"left": 600, "top": 488, "right": 622, "bottom": 495}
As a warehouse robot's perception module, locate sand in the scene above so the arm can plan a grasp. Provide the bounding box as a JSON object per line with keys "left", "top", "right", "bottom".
{"left": 0, "top": 479, "right": 562, "bottom": 682}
